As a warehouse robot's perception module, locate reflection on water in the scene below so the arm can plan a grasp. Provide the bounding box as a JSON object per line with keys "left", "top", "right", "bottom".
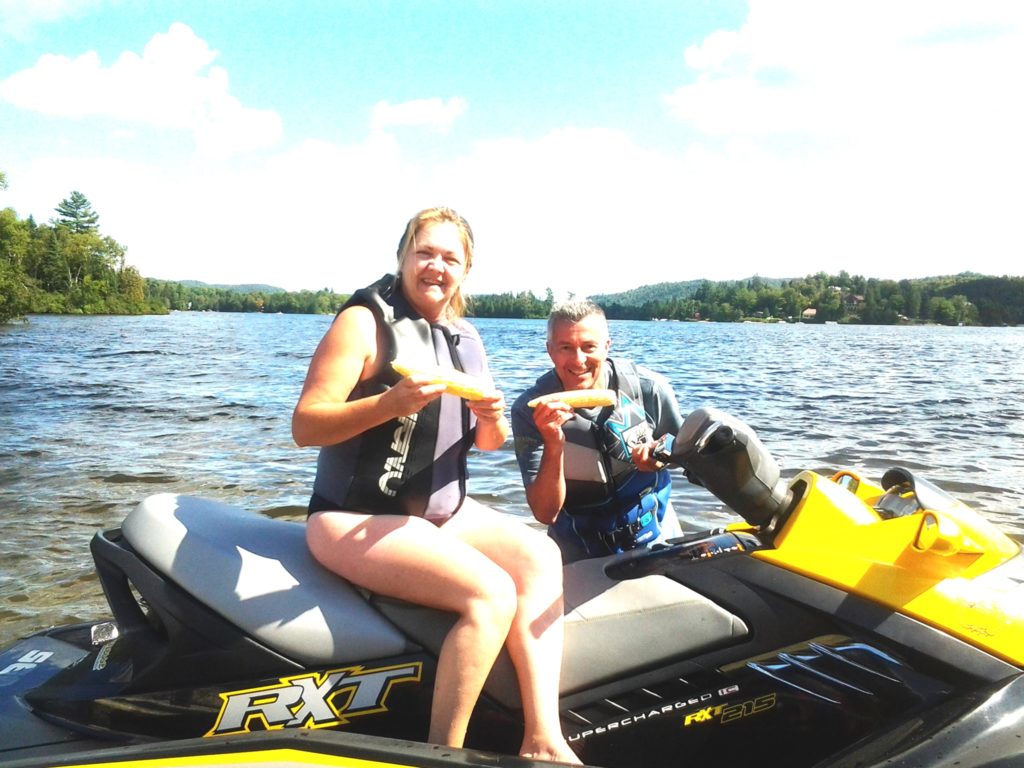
{"left": 1, "top": 313, "right": 1022, "bottom": 646}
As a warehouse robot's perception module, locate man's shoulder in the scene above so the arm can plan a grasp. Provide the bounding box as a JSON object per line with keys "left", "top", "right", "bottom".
{"left": 626, "top": 360, "right": 673, "bottom": 388}
{"left": 611, "top": 358, "right": 668, "bottom": 388}
{"left": 612, "top": 359, "right": 677, "bottom": 415}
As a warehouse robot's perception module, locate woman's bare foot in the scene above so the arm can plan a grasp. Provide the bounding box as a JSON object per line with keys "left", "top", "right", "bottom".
{"left": 520, "top": 735, "right": 582, "bottom": 765}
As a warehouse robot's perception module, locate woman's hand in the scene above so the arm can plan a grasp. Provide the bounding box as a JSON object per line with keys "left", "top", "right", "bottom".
{"left": 468, "top": 390, "right": 509, "bottom": 450}
{"left": 467, "top": 391, "right": 506, "bottom": 423}
{"left": 294, "top": 307, "right": 451, "bottom": 447}
{"left": 382, "top": 374, "right": 447, "bottom": 418}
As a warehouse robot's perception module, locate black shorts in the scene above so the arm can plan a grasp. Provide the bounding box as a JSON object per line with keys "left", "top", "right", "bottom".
{"left": 307, "top": 492, "right": 337, "bottom": 517}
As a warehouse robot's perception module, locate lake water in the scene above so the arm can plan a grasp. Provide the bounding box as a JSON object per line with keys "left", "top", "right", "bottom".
{"left": 1, "top": 313, "right": 1023, "bottom": 648}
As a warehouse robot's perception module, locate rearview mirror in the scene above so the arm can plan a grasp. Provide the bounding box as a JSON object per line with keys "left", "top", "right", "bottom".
{"left": 914, "top": 511, "right": 965, "bottom": 556}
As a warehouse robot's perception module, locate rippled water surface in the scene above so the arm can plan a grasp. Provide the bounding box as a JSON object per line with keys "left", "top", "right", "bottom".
{"left": 2, "top": 313, "right": 1022, "bottom": 647}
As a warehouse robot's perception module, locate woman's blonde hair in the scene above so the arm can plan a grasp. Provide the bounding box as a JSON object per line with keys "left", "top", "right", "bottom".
{"left": 396, "top": 207, "right": 475, "bottom": 321}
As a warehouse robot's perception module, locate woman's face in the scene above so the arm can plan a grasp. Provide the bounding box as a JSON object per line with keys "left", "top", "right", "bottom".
{"left": 399, "top": 220, "right": 469, "bottom": 321}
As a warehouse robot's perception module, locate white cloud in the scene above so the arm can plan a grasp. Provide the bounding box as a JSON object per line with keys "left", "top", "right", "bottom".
{"left": 0, "top": 0, "right": 99, "bottom": 41}
{"left": 7, "top": 127, "right": 678, "bottom": 296}
{"left": 5, "top": 133, "right": 423, "bottom": 293}
{"left": 657, "top": 0, "right": 1024, "bottom": 283}
{"left": 671, "top": 1, "right": 1024, "bottom": 143}
{"left": 4, "top": 4, "right": 1023, "bottom": 298}
{"left": 0, "top": 22, "right": 282, "bottom": 156}
{"left": 428, "top": 128, "right": 688, "bottom": 297}
{"left": 371, "top": 97, "right": 467, "bottom": 134}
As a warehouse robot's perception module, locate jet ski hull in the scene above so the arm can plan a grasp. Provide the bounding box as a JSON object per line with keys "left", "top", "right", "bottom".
{"left": 3, "top": 407, "right": 1022, "bottom": 767}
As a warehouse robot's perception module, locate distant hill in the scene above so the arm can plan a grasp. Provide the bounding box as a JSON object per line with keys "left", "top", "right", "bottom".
{"left": 591, "top": 277, "right": 788, "bottom": 306}
{"left": 177, "top": 280, "right": 287, "bottom": 294}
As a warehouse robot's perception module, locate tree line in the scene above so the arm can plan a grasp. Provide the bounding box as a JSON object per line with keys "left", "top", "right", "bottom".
{"left": 144, "top": 279, "right": 347, "bottom": 315}
{"left": 0, "top": 184, "right": 350, "bottom": 323}
{"left": 594, "top": 272, "right": 1024, "bottom": 327}
{"left": 470, "top": 273, "right": 1024, "bottom": 327}
{"left": 2, "top": 179, "right": 1021, "bottom": 326}
{"left": 1, "top": 187, "right": 158, "bottom": 323}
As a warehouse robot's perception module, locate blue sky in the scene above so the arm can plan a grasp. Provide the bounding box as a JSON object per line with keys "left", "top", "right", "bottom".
{"left": 2, "top": 1, "right": 1022, "bottom": 297}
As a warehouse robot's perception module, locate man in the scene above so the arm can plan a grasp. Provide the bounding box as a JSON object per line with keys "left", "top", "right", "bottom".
{"left": 511, "top": 299, "right": 685, "bottom": 563}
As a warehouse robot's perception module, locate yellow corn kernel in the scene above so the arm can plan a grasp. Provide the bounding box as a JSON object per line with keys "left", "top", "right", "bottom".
{"left": 392, "top": 360, "right": 492, "bottom": 401}
{"left": 527, "top": 389, "right": 617, "bottom": 409}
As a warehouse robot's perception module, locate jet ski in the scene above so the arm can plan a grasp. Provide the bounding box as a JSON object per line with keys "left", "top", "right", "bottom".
{"left": 2, "top": 407, "right": 1022, "bottom": 767}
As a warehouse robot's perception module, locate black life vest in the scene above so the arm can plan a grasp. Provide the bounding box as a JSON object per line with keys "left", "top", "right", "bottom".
{"left": 310, "top": 274, "right": 482, "bottom": 521}
{"left": 549, "top": 359, "right": 673, "bottom": 557}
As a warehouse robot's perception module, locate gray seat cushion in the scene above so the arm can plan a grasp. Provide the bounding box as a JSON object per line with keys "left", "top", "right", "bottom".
{"left": 123, "top": 494, "right": 414, "bottom": 665}
{"left": 123, "top": 494, "right": 748, "bottom": 707}
{"left": 376, "top": 552, "right": 749, "bottom": 707}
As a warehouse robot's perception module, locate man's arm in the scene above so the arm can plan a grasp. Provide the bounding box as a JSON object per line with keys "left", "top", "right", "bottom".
{"left": 641, "top": 366, "right": 685, "bottom": 438}
{"left": 631, "top": 365, "right": 686, "bottom": 472}
{"left": 512, "top": 396, "right": 573, "bottom": 525}
{"left": 524, "top": 427, "right": 567, "bottom": 524}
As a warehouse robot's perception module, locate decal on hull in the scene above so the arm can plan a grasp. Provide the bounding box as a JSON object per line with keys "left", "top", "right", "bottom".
{"left": 683, "top": 693, "right": 777, "bottom": 727}
{"left": 567, "top": 685, "right": 740, "bottom": 742}
{"left": 208, "top": 662, "right": 422, "bottom": 736}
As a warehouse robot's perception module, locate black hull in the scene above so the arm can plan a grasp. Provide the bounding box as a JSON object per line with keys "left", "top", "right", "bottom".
{"left": 3, "top": 529, "right": 1022, "bottom": 768}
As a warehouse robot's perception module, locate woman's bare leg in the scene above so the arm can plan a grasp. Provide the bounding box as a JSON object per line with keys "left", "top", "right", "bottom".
{"left": 307, "top": 510, "right": 518, "bottom": 747}
{"left": 444, "top": 501, "right": 580, "bottom": 764}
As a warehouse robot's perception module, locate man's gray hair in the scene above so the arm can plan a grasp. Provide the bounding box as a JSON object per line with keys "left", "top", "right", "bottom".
{"left": 547, "top": 298, "right": 606, "bottom": 340}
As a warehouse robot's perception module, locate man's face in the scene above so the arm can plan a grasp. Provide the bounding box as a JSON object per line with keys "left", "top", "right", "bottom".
{"left": 546, "top": 314, "right": 611, "bottom": 391}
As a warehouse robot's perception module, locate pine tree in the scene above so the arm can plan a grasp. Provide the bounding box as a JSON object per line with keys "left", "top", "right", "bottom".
{"left": 54, "top": 190, "right": 99, "bottom": 233}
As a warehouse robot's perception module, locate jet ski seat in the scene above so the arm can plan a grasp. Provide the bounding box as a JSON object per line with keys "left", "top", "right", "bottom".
{"left": 122, "top": 494, "right": 748, "bottom": 705}
{"left": 122, "top": 494, "right": 415, "bottom": 664}
{"left": 377, "top": 555, "right": 750, "bottom": 706}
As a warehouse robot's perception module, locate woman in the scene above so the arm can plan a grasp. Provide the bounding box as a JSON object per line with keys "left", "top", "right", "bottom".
{"left": 293, "top": 207, "right": 578, "bottom": 763}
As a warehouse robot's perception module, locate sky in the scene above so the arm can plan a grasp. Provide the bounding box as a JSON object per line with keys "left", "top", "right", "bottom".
{"left": 2, "top": 1, "right": 1023, "bottom": 298}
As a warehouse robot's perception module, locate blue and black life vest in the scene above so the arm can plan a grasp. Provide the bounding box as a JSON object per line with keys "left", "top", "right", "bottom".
{"left": 549, "top": 359, "right": 673, "bottom": 558}
{"left": 310, "top": 274, "right": 483, "bottom": 521}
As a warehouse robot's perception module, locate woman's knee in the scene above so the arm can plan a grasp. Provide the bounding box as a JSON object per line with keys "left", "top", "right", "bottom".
{"left": 466, "top": 568, "right": 518, "bottom": 631}
{"left": 535, "top": 532, "right": 564, "bottom": 570}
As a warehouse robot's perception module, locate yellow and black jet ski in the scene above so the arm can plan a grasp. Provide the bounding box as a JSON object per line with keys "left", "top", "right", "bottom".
{"left": 1, "top": 407, "right": 1021, "bottom": 767}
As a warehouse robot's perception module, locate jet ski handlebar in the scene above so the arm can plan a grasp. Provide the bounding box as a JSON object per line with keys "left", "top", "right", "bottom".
{"left": 656, "top": 407, "right": 793, "bottom": 529}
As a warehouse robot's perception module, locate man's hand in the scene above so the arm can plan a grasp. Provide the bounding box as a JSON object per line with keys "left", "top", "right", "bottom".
{"left": 631, "top": 441, "right": 666, "bottom": 473}
{"left": 531, "top": 400, "right": 575, "bottom": 447}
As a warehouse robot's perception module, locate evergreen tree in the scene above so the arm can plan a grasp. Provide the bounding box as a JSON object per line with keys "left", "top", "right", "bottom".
{"left": 54, "top": 191, "right": 100, "bottom": 233}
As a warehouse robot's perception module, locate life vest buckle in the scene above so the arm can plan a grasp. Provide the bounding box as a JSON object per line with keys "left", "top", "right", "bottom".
{"left": 595, "top": 486, "right": 661, "bottom": 552}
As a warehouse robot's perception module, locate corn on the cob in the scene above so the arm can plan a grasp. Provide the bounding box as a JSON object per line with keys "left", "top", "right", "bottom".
{"left": 392, "top": 360, "right": 492, "bottom": 401}
{"left": 527, "top": 388, "right": 617, "bottom": 409}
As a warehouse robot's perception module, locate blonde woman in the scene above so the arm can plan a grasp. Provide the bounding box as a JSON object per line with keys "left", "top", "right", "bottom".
{"left": 293, "top": 207, "right": 578, "bottom": 763}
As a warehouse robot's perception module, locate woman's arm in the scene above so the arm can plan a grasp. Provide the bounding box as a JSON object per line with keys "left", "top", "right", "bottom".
{"left": 291, "top": 306, "right": 444, "bottom": 447}
{"left": 469, "top": 394, "right": 509, "bottom": 451}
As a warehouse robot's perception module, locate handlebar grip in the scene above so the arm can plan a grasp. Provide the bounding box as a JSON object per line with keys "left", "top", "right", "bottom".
{"left": 652, "top": 433, "right": 676, "bottom": 464}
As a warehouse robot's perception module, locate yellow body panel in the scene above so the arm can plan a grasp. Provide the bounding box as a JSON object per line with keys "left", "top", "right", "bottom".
{"left": 753, "top": 471, "right": 1023, "bottom": 665}
{"left": 64, "top": 750, "right": 413, "bottom": 767}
